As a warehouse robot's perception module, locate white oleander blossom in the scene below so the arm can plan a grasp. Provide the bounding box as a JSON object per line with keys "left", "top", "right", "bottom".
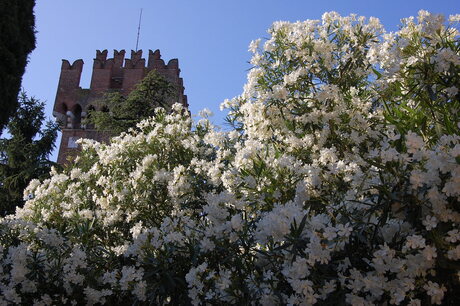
{"left": 1, "top": 10, "right": 459, "bottom": 305}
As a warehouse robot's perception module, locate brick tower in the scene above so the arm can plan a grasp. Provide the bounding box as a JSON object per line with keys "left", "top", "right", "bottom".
{"left": 53, "top": 49, "right": 188, "bottom": 164}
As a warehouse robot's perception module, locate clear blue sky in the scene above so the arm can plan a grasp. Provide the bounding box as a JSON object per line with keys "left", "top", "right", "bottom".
{"left": 22, "top": 0, "right": 459, "bottom": 161}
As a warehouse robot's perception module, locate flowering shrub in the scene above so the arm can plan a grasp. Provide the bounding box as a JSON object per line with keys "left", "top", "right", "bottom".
{"left": 1, "top": 11, "right": 460, "bottom": 305}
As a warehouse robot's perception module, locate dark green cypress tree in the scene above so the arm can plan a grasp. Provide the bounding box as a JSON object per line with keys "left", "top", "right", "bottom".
{"left": 0, "top": 92, "right": 58, "bottom": 216}
{"left": 0, "top": 0, "right": 36, "bottom": 134}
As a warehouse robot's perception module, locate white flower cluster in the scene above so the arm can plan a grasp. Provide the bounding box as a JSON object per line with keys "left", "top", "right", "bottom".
{"left": 1, "top": 10, "right": 459, "bottom": 305}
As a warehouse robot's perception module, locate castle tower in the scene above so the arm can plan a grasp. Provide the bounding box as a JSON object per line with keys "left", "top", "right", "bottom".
{"left": 53, "top": 49, "right": 188, "bottom": 164}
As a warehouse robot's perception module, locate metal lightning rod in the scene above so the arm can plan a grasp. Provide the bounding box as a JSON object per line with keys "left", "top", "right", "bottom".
{"left": 135, "top": 8, "right": 143, "bottom": 52}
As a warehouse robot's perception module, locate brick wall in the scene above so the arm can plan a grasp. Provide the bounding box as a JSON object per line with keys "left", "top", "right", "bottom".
{"left": 53, "top": 49, "right": 187, "bottom": 165}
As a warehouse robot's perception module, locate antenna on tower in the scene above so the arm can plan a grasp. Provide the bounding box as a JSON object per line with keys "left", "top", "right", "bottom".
{"left": 135, "top": 8, "right": 143, "bottom": 52}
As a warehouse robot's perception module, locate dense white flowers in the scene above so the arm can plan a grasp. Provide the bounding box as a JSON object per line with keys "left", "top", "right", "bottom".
{"left": 1, "top": 10, "right": 459, "bottom": 304}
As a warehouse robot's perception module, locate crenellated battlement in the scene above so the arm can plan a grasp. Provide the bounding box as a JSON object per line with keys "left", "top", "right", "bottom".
{"left": 61, "top": 59, "right": 84, "bottom": 70}
{"left": 125, "top": 50, "right": 144, "bottom": 69}
{"left": 93, "top": 50, "right": 108, "bottom": 68}
{"left": 54, "top": 49, "right": 187, "bottom": 117}
{"left": 53, "top": 49, "right": 188, "bottom": 164}
{"left": 88, "top": 49, "right": 179, "bottom": 71}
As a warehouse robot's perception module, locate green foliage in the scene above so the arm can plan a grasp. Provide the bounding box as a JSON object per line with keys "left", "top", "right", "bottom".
{"left": 1, "top": 12, "right": 460, "bottom": 305}
{"left": 0, "top": 92, "right": 58, "bottom": 216}
{"left": 87, "top": 70, "right": 177, "bottom": 135}
{"left": 0, "top": 0, "right": 36, "bottom": 133}
{"left": 377, "top": 18, "right": 460, "bottom": 143}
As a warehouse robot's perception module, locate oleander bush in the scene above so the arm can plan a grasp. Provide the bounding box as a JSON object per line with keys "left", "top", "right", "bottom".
{"left": 1, "top": 10, "right": 459, "bottom": 305}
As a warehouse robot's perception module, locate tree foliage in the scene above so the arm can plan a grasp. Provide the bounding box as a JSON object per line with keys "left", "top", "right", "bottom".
{"left": 0, "top": 11, "right": 460, "bottom": 305}
{"left": 0, "top": 0, "right": 36, "bottom": 133}
{"left": 0, "top": 93, "right": 58, "bottom": 216}
{"left": 87, "top": 70, "right": 177, "bottom": 135}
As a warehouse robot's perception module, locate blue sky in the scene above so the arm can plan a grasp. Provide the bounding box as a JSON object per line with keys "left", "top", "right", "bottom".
{"left": 22, "top": 0, "right": 459, "bottom": 161}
